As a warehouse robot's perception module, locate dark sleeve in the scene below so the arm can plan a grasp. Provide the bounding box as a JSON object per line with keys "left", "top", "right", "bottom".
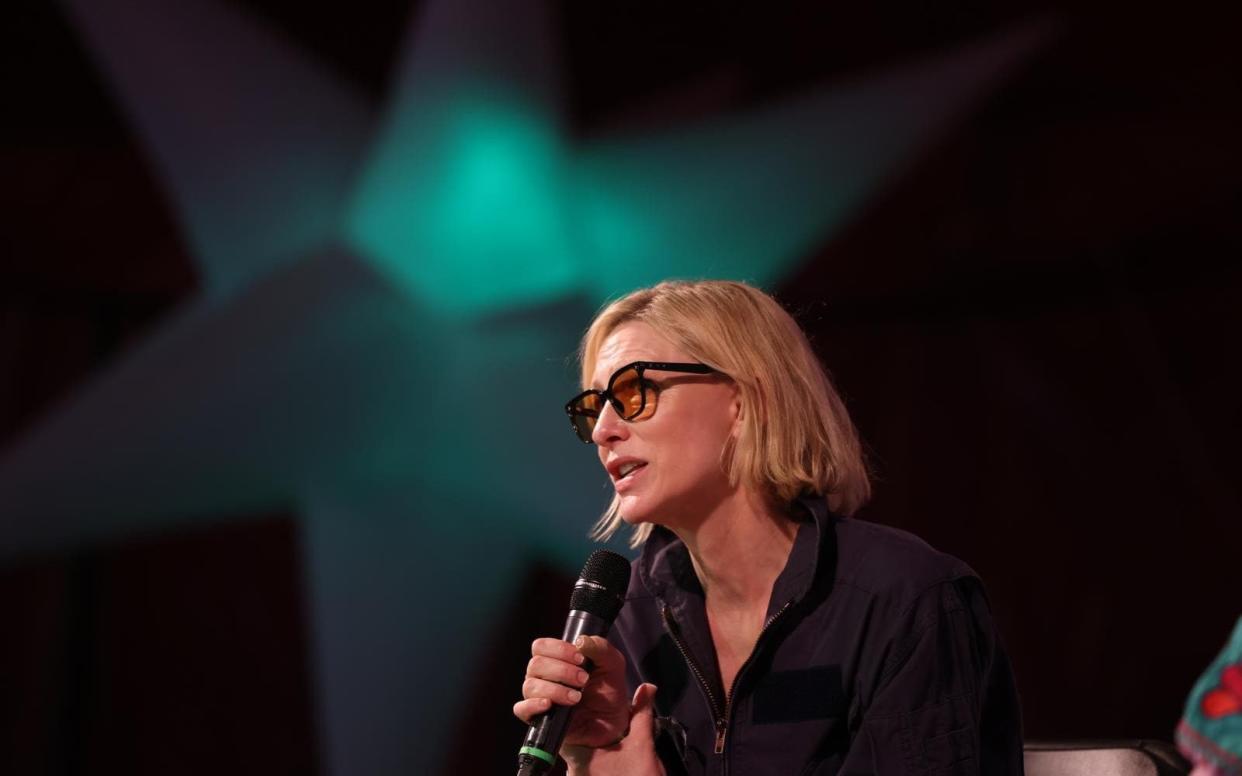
{"left": 837, "top": 578, "right": 1024, "bottom": 775}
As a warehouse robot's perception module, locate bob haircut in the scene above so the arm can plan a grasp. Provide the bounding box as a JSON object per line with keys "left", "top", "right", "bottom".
{"left": 580, "top": 279, "right": 871, "bottom": 547}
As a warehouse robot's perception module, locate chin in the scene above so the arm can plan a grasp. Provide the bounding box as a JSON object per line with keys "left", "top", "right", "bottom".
{"left": 619, "top": 507, "right": 686, "bottom": 535}
{"left": 617, "top": 503, "right": 650, "bottom": 526}
{"left": 616, "top": 495, "right": 664, "bottom": 528}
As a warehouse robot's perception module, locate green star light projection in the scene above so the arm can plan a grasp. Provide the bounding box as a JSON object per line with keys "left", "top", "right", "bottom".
{"left": 2, "top": 0, "right": 1048, "bottom": 771}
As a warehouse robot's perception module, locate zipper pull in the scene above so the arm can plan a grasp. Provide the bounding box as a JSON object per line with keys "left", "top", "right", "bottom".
{"left": 714, "top": 722, "right": 727, "bottom": 754}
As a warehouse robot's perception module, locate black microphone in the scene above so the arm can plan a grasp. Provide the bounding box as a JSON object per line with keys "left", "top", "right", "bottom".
{"left": 516, "top": 549, "right": 632, "bottom": 776}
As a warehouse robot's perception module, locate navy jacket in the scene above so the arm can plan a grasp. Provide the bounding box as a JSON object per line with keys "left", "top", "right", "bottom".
{"left": 609, "top": 498, "right": 1024, "bottom": 775}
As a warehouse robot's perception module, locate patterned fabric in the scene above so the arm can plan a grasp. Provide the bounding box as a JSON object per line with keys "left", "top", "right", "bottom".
{"left": 1177, "top": 617, "right": 1242, "bottom": 775}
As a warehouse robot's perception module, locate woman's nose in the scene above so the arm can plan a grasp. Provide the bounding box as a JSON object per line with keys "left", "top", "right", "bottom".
{"left": 591, "top": 400, "right": 629, "bottom": 446}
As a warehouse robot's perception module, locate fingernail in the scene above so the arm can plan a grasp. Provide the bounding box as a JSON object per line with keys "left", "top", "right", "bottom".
{"left": 576, "top": 670, "right": 589, "bottom": 684}
{"left": 573, "top": 651, "right": 585, "bottom": 665}
{"left": 574, "top": 636, "right": 586, "bottom": 648}
{"left": 567, "top": 689, "right": 582, "bottom": 703}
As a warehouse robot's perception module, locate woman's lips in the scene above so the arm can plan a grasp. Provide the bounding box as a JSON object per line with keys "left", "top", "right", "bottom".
{"left": 614, "top": 462, "right": 648, "bottom": 493}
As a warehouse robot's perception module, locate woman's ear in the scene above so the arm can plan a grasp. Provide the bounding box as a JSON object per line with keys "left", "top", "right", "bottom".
{"left": 730, "top": 383, "right": 746, "bottom": 437}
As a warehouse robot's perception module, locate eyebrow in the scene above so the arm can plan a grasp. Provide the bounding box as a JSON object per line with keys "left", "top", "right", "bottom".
{"left": 589, "top": 359, "right": 632, "bottom": 387}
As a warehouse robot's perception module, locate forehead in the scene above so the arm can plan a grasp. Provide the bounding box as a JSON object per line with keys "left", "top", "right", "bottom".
{"left": 590, "top": 322, "right": 686, "bottom": 387}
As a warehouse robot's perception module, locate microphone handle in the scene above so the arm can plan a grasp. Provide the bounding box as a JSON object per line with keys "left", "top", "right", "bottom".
{"left": 516, "top": 610, "right": 610, "bottom": 775}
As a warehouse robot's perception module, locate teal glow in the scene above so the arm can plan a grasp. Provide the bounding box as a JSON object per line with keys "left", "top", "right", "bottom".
{"left": 346, "top": 87, "right": 841, "bottom": 317}
{"left": 347, "top": 92, "right": 579, "bottom": 317}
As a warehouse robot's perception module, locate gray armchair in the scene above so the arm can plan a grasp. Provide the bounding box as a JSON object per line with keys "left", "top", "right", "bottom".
{"left": 1024, "top": 740, "right": 1190, "bottom": 776}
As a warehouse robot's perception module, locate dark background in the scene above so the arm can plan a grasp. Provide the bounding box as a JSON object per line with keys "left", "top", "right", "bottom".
{"left": 3, "top": 0, "right": 1240, "bottom": 773}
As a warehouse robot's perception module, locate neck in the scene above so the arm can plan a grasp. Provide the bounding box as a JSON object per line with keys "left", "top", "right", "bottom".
{"left": 675, "top": 488, "right": 798, "bottom": 609}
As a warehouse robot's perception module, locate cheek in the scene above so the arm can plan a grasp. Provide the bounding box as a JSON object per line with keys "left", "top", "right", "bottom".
{"left": 658, "top": 431, "right": 728, "bottom": 485}
{"left": 678, "top": 403, "right": 736, "bottom": 452}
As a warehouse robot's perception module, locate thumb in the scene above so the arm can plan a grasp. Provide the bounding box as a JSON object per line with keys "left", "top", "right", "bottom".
{"left": 627, "top": 683, "right": 660, "bottom": 744}
{"left": 577, "top": 635, "right": 622, "bottom": 671}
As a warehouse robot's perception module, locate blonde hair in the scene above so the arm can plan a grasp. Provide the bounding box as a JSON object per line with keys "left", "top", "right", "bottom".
{"left": 581, "top": 280, "right": 871, "bottom": 547}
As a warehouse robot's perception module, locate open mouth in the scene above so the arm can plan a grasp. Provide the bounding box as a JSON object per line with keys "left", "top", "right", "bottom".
{"left": 617, "top": 462, "right": 647, "bottom": 480}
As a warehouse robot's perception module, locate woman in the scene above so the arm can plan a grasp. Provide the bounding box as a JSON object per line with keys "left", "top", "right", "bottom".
{"left": 515, "top": 280, "right": 1023, "bottom": 775}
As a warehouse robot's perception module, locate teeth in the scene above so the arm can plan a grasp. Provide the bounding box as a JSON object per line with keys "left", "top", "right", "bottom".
{"left": 618, "top": 462, "right": 642, "bottom": 478}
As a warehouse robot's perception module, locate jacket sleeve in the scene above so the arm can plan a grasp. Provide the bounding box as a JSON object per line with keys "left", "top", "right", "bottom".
{"left": 836, "top": 578, "right": 1024, "bottom": 775}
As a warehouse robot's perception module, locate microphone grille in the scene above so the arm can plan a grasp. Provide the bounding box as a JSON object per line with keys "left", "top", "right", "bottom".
{"left": 569, "top": 549, "right": 631, "bottom": 621}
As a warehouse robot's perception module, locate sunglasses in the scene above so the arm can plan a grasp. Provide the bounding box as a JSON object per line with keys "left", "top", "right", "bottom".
{"left": 564, "top": 361, "right": 719, "bottom": 443}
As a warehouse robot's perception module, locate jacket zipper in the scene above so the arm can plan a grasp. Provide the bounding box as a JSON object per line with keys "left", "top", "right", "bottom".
{"left": 660, "top": 603, "right": 725, "bottom": 729}
{"left": 660, "top": 599, "right": 796, "bottom": 765}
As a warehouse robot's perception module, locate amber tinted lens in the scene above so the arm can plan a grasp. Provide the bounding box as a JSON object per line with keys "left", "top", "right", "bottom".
{"left": 570, "top": 413, "right": 596, "bottom": 442}
{"left": 609, "top": 367, "right": 649, "bottom": 420}
{"left": 569, "top": 393, "right": 604, "bottom": 441}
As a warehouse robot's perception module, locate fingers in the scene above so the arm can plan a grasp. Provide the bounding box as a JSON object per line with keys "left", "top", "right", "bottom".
{"left": 522, "top": 675, "right": 585, "bottom": 706}
{"left": 531, "top": 637, "right": 586, "bottom": 664}
{"left": 630, "top": 683, "right": 658, "bottom": 718}
{"left": 512, "top": 697, "right": 552, "bottom": 724}
{"left": 628, "top": 683, "right": 669, "bottom": 775}
{"left": 529, "top": 635, "right": 622, "bottom": 673}
{"left": 515, "top": 636, "right": 631, "bottom": 732}
{"left": 521, "top": 639, "right": 590, "bottom": 713}
{"left": 575, "top": 635, "right": 625, "bottom": 674}
{"left": 626, "top": 683, "right": 659, "bottom": 750}
{"left": 525, "top": 655, "right": 590, "bottom": 690}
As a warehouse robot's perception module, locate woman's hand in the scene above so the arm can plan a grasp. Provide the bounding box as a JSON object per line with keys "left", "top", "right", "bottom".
{"left": 513, "top": 635, "right": 631, "bottom": 748}
{"left": 562, "top": 682, "right": 666, "bottom": 776}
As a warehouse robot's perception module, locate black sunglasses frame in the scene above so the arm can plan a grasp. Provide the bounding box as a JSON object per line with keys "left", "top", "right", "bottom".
{"left": 564, "top": 361, "right": 719, "bottom": 443}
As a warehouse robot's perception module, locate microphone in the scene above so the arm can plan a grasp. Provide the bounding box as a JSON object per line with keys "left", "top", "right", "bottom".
{"left": 516, "top": 549, "right": 632, "bottom": 776}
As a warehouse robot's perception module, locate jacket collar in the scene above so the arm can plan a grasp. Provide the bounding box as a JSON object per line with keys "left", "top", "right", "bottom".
{"left": 636, "top": 494, "right": 836, "bottom": 618}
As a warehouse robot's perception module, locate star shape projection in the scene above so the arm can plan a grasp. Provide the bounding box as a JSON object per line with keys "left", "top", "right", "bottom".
{"left": 5, "top": 0, "right": 1046, "bottom": 771}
